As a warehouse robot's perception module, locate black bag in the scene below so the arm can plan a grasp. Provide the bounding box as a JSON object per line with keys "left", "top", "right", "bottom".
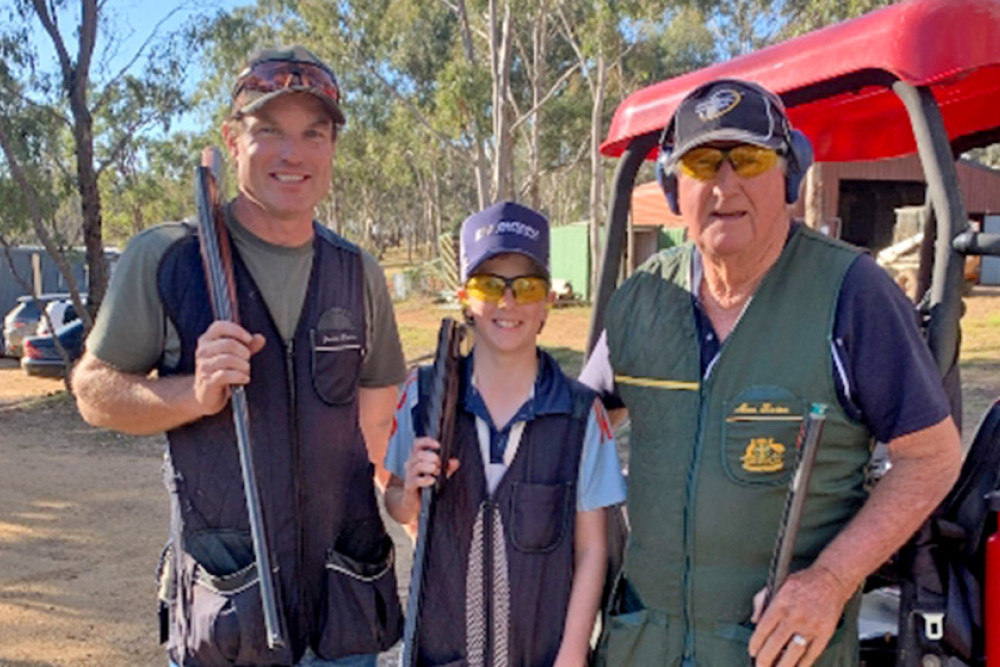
{"left": 891, "top": 399, "right": 1000, "bottom": 667}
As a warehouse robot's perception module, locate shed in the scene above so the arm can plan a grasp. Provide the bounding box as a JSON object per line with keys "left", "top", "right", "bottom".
{"left": 0, "top": 246, "right": 118, "bottom": 317}
{"left": 550, "top": 222, "right": 593, "bottom": 301}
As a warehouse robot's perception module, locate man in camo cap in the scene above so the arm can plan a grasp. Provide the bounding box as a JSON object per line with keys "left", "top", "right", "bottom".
{"left": 74, "top": 45, "right": 405, "bottom": 666}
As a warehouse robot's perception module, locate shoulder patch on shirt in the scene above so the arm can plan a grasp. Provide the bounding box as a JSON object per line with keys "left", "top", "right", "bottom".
{"left": 594, "top": 398, "right": 614, "bottom": 442}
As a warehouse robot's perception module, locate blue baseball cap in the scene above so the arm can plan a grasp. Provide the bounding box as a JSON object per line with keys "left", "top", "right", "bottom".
{"left": 460, "top": 201, "right": 550, "bottom": 282}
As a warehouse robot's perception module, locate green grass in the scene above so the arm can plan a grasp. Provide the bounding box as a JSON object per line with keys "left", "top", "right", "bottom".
{"left": 543, "top": 346, "right": 585, "bottom": 378}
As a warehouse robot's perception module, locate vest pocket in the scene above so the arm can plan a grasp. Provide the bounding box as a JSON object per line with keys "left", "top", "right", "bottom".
{"left": 596, "top": 576, "right": 669, "bottom": 666}
{"left": 310, "top": 327, "right": 362, "bottom": 406}
{"left": 316, "top": 533, "right": 403, "bottom": 659}
{"left": 709, "top": 617, "right": 851, "bottom": 665}
{"left": 708, "top": 621, "right": 756, "bottom": 664}
{"left": 722, "top": 386, "right": 805, "bottom": 486}
{"left": 177, "top": 530, "right": 292, "bottom": 666}
{"left": 599, "top": 608, "right": 669, "bottom": 666}
{"left": 509, "top": 481, "right": 573, "bottom": 553}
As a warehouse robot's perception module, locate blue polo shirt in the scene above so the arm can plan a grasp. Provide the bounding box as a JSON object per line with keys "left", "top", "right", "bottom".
{"left": 386, "top": 351, "right": 626, "bottom": 512}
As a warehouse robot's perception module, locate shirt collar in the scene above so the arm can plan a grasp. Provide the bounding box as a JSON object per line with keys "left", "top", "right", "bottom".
{"left": 462, "top": 348, "right": 573, "bottom": 429}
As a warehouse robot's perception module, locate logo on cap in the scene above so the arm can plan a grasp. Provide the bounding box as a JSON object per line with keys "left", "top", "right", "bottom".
{"left": 473, "top": 220, "right": 541, "bottom": 243}
{"left": 695, "top": 88, "right": 742, "bottom": 122}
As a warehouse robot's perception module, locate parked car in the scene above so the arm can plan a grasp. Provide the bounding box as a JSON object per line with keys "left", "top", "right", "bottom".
{"left": 35, "top": 296, "right": 84, "bottom": 336}
{"left": 3, "top": 293, "right": 86, "bottom": 357}
{"left": 20, "top": 319, "right": 86, "bottom": 378}
{"left": 3, "top": 295, "right": 44, "bottom": 358}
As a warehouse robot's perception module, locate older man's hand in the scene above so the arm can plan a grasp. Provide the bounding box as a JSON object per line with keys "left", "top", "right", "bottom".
{"left": 748, "top": 563, "right": 853, "bottom": 666}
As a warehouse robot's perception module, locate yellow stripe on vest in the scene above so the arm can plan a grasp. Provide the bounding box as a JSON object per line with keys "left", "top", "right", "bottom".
{"left": 614, "top": 374, "right": 699, "bottom": 391}
{"left": 726, "top": 416, "right": 803, "bottom": 422}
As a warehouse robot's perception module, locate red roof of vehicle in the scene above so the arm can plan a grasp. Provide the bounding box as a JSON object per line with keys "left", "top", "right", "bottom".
{"left": 601, "top": 0, "right": 1000, "bottom": 162}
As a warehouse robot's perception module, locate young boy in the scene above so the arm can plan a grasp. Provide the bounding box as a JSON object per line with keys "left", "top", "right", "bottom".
{"left": 384, "top": 201, "right": 626, "bottom": 666}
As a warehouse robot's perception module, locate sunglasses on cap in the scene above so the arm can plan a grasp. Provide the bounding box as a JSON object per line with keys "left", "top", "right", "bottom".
{"left": 678, "top": 144, "right": 780, "bottom": 181}
{"left": 465, "top": 274, "right": 549, "bottom": 305}
{"left": 233, "top": 60, "right": 341, "bottom": 108}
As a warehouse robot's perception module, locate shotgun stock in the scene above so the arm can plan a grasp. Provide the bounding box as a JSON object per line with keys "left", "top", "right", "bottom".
{"left": 194, "top": 147, "right": 283, "bottom": 649}
{"left": 401, "top": 318, "right": 465, "bottom": 666}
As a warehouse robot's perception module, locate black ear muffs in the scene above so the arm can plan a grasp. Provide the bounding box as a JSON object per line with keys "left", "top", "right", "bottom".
{"left": 783, "top": 129, "right": 813, "bottom": 205}
{"left": 656, "top": 117, "right": 681, "bottom": 215}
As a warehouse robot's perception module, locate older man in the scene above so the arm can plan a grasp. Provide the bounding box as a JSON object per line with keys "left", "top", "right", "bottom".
{"left": 73, "top": 46, "right": 405, "bottom": 666}
{"left": 581, "top": 79, "right": 962, "bottom": 666}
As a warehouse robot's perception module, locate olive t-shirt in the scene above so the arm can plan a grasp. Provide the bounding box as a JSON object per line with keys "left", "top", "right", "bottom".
{"left": 87, "top": 204, "right": 406, "bottom": 387}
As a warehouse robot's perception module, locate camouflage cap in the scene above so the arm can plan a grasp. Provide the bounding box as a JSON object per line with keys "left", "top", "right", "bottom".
{"left": 232, "top": 45, "right": 345, "bottom": 125}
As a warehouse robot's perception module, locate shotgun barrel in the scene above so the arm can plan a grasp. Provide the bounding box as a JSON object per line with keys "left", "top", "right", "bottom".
{"left": 765, "top": 403, "right": 828, "bottom": 604}
{"left": 194, "top": 147, "right": 283, "bottom": 649}
{"left": 401, "top": 319, "right": 464, "bottom": 666}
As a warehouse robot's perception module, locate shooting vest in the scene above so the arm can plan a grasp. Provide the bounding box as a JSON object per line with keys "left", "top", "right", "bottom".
{"left": 414, "top": 353, "right": 592, "bottom": 666}
{"left": 603, "top": 226, "right": 872, "bottom": 666}
{"left": 156, "top": 223, "right": 402, "bottom": 666}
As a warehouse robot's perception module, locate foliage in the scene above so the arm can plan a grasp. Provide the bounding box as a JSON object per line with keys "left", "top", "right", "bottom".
{"left": 0, "top": 0, "right": 213, "bottom": 322}
{"left": 2, "top": 0, "right": 901, "bottom": 310}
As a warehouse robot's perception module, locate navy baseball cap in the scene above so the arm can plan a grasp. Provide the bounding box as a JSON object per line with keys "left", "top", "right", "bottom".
{"left": 460, "top": 201, "right": 550, "bottom": 282}
{"left": 665, "top": 79, "right": 793, "bottom": 163}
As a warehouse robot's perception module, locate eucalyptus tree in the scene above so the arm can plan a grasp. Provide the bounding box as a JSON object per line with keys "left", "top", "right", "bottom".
{"left": 0, "top": 0, "right": 201, "bottom": 322}
{"left": 677, "top": 0, "right": 899, "bottom": 57}
{"left": 100, "top": 131, "right": 207, "bottom": 246}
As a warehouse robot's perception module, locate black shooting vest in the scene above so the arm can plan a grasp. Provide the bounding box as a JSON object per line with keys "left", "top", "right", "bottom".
{"left": 414, "top": 352, "right": 592, "bottom": 666}
{"left": 157, "top": 223, "right": 402, "bottom": 666}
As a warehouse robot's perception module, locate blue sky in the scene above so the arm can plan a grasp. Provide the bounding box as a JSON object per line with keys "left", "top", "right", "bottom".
{"left": 28, "top": 0, "right": 249, "bottom": 135}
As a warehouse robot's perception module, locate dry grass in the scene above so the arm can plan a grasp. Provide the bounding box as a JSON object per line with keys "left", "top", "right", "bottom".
{"left": 958, "top": 286, "right": 1000, "bottom": 440}
{"left": 394, "top": 297, "right": 593, "bottom": 375}
{"left": 960, "top": 287, "right": 1000, "bottom": 363}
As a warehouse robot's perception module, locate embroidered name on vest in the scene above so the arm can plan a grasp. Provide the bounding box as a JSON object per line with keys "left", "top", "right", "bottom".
{"left": 733, "top": 401, "right": 792, "bottom": 415}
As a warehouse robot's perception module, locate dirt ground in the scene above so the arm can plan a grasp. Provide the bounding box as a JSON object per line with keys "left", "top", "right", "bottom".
{"left": 0, "top": 289, "right": 997, "bottom": 666}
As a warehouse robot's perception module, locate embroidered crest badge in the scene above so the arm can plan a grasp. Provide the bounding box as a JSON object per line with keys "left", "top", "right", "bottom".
{"left": 740, "top": 437, "right": 786, "bottom": 473}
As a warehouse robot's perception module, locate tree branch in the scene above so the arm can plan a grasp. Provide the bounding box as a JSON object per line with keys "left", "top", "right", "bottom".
{"left": 92, "top": 5, "right": 187, "bottom": 114}
{"left": 31, "top": 0, "right": 73, "bottom": 90}
{"left": 509, "top": 61, "right": 580, "bottom": 133}
{"left": 0, "top": 115, "right": 93, "bottom": 330}
{"left": 554, "top": 3, "right": 594, "bottom": 95}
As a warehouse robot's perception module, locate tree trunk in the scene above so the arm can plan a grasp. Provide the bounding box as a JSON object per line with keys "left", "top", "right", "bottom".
{"left": 73, "top": 104, "right": 108, "bottom": 319}
{"left": 588, "top": 49, "right": 606, "bottom": 299}
{"left": 454, "top": 0, "right": 491, "bottom": 208}
{"left": 432, "top": 164, "right": 442, "bottom": 258}
{"left": 30, "top": 0, "right": 104, "bottom": 323}
{"left": 0, "top": 120, "right": 91, "bottom": 331}
{"left": 527, "top": 3, "right": 548, "bottom": 210}
{"left": 490, "top": 0, "right": 515, "bottom": 201}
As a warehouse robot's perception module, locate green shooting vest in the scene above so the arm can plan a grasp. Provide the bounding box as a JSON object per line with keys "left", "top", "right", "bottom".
{"left": 602, "top": 226, "right": 873, "bottom": 666}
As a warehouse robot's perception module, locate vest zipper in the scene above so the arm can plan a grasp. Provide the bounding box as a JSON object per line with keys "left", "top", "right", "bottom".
{"left": 682, "top": 386, "right": 711, "bottom": 665}
{"left": 285, "top": 339, "right": 306, "bottom": 636}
